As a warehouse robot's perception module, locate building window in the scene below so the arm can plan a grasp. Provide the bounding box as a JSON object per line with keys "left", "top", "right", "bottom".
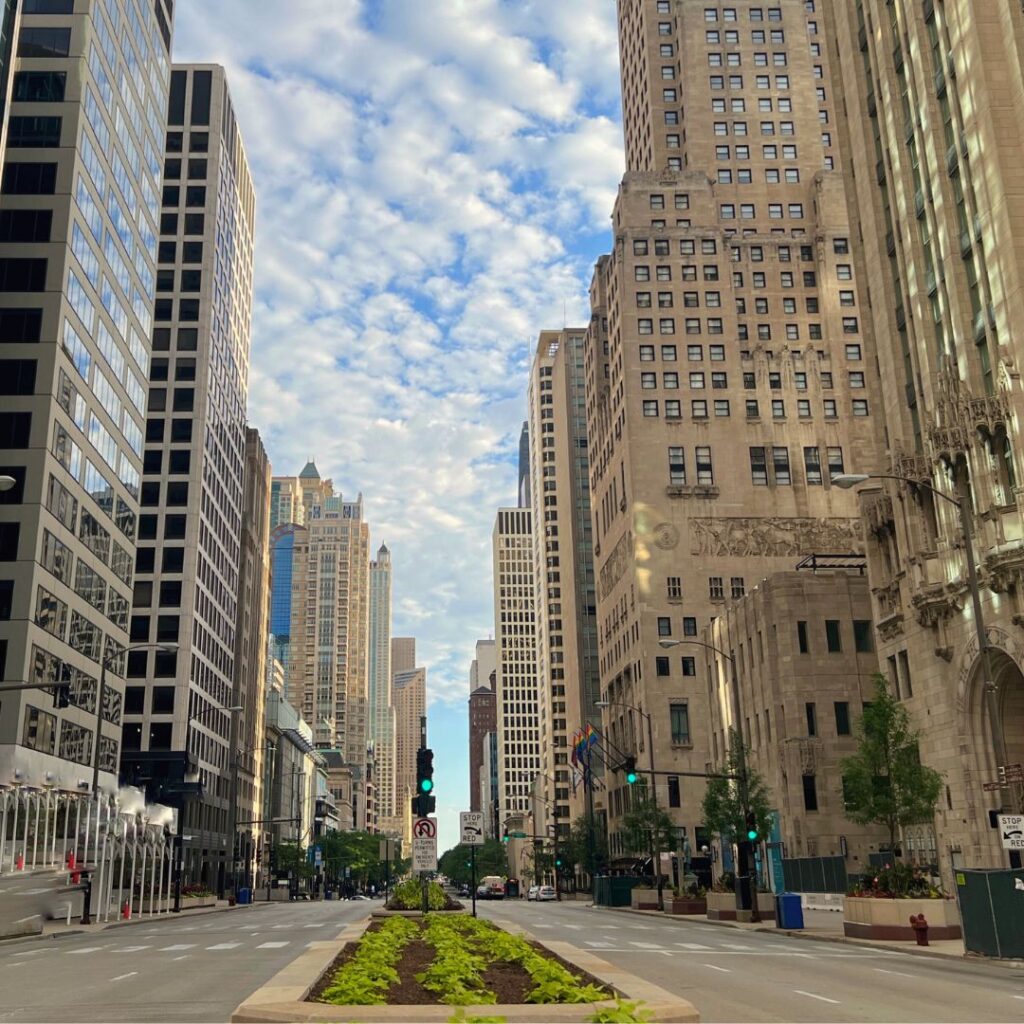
{"left": 681, "top": 657, "right": 696, "bottom": 676}
{"left": 805, "top": 702, "right": 817, "bottom": 737}
{"left": 670, "top": 703, "right": 691, "bottom": 745}
{"left": 750, "top": 447, "right": 767, "bottom": 485}
{"left": 696, "top": 446, "right": 713, "bottom": 485}
{"left": 668, "top": 776, "right": 681, "bottom": 807}
{"left": 656, "top": 656, "right": 671, "bottom": 677}
{"left": 709, "top": 577, "right": 724, "bottom": 600}
{"left": 853, "top": 620, "right": 874, "bottom": 653}
{"left": 834, "top": 701, "right": 851, "bottom": 736}
{"left": 898, "top": 649, "right": 914, "bottom": 698}
{"left": 802, "top": 774, "right": 819, "bottom": 811}
{"left": 772, "top": 446, "right": 791, "bottom": 484}
{"left": 825, "top": 619, "right": 842, "bottom": 652}
{"left": 658, "top": 616, "right": 672, "bottom": 637}
{"left": 797, "top": 620, "right": 809, "bottom": 653}
{"left": 667, "top": 577, "right": 683, "bottom": 600}
{"left": 683, "top": 617, "right": 697, "bottom": 636}
{"left": 804, "top": 446, "right": 822, "bottom": 485}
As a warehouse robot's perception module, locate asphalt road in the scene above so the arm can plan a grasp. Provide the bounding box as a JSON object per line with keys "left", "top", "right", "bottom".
{"left": 0, "top": 898, "right": 370, "bottom": 1022}
{"left": 480, "top": 898, "right": 1024, "bottom": 1023}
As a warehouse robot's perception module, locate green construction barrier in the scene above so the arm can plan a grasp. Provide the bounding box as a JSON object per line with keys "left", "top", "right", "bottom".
{"left": 955, "top": 868, "right": 1024, "bottom": 959}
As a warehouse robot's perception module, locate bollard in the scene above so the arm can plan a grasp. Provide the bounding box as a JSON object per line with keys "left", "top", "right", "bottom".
{"left": 121, "top": 899, "right": 131, "bottom": 920}
{"left": 909, "top": 912, "right": 929, "bottom": 946}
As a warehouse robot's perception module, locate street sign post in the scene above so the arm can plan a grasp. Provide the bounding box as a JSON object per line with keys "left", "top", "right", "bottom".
{"left": 998, "top": 813, "right": 1024, "bottom": 850}
{"left": 460, "top": 811, "right": 484, "bottom": 846}
{"left": 412, "top": 816, "right": 438, "bottom": 873}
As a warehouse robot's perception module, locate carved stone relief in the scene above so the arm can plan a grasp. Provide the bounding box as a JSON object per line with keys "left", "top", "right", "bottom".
{"left": 598, "top": 532, "right": 632, "bottom": 601}
{"left": 689, "top": 517, "right": 864, "bottom": 557}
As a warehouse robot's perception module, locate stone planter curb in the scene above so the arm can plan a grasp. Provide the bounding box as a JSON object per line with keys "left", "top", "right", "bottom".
{"left": 371, "top": 907, "right": 468, "bottom": 918}
{"left": 843, "top": 896, "right": 962, "bottom": 941}
{"left": 231, "top": 915, "right": 699, "bottom": 1024}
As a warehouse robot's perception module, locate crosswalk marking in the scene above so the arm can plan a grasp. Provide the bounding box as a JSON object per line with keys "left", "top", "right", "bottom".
{"left": 677, "top": 942, "right": 712, "bottom": 950}
{"left": 206, "top": 942, "right": 242, "bottom": 950}
{"left": 66, "top": 947, "right": 106, "bottom": 954}
{"left": 111, "top": 946, "right": 150, "bottom": 953}
{"left": 795, "top": 990, "right": 840, "bottom": 1005}
{"left": 702, "top": 963, "right": 731, "bottom": 973}
{"left": 629, "top": 941, "right": 664, "bottom": 950}
{"left": 256, "top": 941, "right": 290, "bottom": 949}
{"left": 159, "top": 944, "right": 195, "bottom": 951}
{"left": 585, "top": 941, "right": 615, "bottom": 948}
{"left": 12, "top": 950, "right": 46, "bottom": 957}
{"left": 110, "top": 972, "right": 138, "bottom": 982}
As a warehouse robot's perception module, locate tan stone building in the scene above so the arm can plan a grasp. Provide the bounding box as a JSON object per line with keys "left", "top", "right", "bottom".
{"left": 706, "top": 571, "right": 890, "bottom": 875}
{"left": 368, "top": 544, "right": 396, "bottom": 823}
{"left": 527, "top": 329, "right": 603, "bottom": 840}
{"left": 823, "top": 0, "right": 1024, "bottom": 872}
{"left": 585, "top": 0, "right": 886, "bottom": 857}
{"left": 393, "top": 655, "right": 424, "bottom": 843}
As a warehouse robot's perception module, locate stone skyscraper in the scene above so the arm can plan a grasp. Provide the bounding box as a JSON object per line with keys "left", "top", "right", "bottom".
{"left": 824, "top": 0, "right": 1024, "bottom": 873}
{"left": 0, "top": 0, "right": 173, "bottom": 792}
{"left": 392, "top": 636, "right": 423, "bottom": 823}
{"left": 527, "top": 329, "right": 601, "bottom": 840}
{"left": 368, "top": 543, "right": 398, "bottom": 831}
{"left": 122, "top": 64, "right": 255, "bottom": 886}
{"left": 468, "top": 638, "right": 496, "bottom": 815}
{"left": 586, "top": 0, "right": 883, "bottom": 855}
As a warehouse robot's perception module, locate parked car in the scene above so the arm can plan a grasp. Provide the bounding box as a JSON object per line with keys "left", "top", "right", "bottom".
{"left": 476, "top": 884, "right": 489, "bottom": 898}
{"left": 527, "top": 884, "right": 540, "bottom": 901}
{"left": 537, "top": 885, "right": 556, "bottom": 902}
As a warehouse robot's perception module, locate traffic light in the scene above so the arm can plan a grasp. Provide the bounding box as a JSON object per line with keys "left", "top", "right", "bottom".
{"left": 555, "top": 851, "right": 564, "bottom": 869}
{"left": 416, "top": 748, "right": 434, "bottom": 794}
{"left": 624, "top": 755, "right": 638, "bottom": 785}
{"left": 502, "top": 828, "right": 510, "bottom": 844}
{"left": 745, "top": 810, "right": 759, "bottom": 843}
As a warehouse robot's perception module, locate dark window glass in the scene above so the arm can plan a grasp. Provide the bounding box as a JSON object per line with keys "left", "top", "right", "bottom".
{"left": 140, "top": 482, "right": 160, "bottom": 507}
{"left": 0, "top": 579, "right": 12, "bottom": 619}
{"left": 802, "top": 774, "right": 818, "bottom": 811}
{"left": 161, "top": 547, "right": 184, "bottom": 573}
{"left": 12, "top": 71, "right": 66, "bottom": 102}
{"left": 23, "top": 1, "right": 74, "bottom": 12}
{"left": 121, "top": 722, "right": 142, "bottom": 750}
{"left": 156, "top": 269, "right": 174, "bottom": 292}
{"left": 145, "top": 418, "right": 164, "bottom": 443}
{"left": 152, "top": 687, "right": 175, "bottom": 714}
{"left": 142, "top": 450, "right": 161, "bottom": 474}
{"left": 181, "top": 242, "right": 203, "bottom": 263}
{"left": 178, "top": 299, "right": 199, "bottom": 321}
{"left": 132, "top": 581, "right": 152, "bottom": 607}
{"left": 158, "top": 242, "right": 176, "bottom": 263}
{"left": 667, "top": 776, "right": 681, "bottom": 808}
{"left": 153, "top": 650, "right": 177, "bottom": 676}
{"left": 164, "top": 515, "right": 186, "bottom": 539}
{"left": 134, "top": 547, "right": 155, "bottom": 573}
{"left": 124, "top": 687, "right": 145, "bottom": 714}
{"left": 153, "top": 299, "right": 173, "bottom": 321}
{"left": 18, "top": 27, "right": 71, "bottom": 58}
{"left": 183, "top": 213, "right": 204, "bottom": 234}
{"left": 138, "top": 515, "right": 157, "bottom": 540}
{"left": 149, "top": 722, "right": 173, "bottom": 750}
{"left": 180, "top": 269, "right": 201, "bottom": 292}
{"left": 834, "top": 701, "right": 851, "bottom": 736}
{"left": 0, "top": 257, "right": 46, "bottom": 290}
{"left": 0, "top": 412, "right": 31, "bottom": 447}
{"left": 159, "top": 581, "right": 182, "bottom": 606}
{"left": 177, "top": 328, "right": 198, "bottom": 350}
{"left": 0, "top": 522, "right": 19, "bottom": 560}
{"left": 0, "top": 209, "right": 52, "bottom": 242}
{"left": 187, "top": 159, "right": 207, "bottom": 179}
{"left": 0, "top": 359, "right": 37, "bottom": 394}
{"left": 161, "top": 185, "right": 179, "bottom": 207}
{"left": 166, "top": 481, "right": 188, "bottom": 504}
{"left": 190, "top": 71, "right": 212, "bottom": 125}
{"left": 150, "top": 359, "right": 168, "bottom": 382}
{"left": 655, "top": 656, "right": 670, "bottom": 676}
{"left": 155, "top": 614, "right": 179, "bottom": 642}
{"left": 126, "top": 650, "right": 147, "bottom": 677}
{"left": 174, "top": 359, "right": 196, "bottom": 381}
{"left": 159, "top": 213, "right": 178, "bottom": 234}
{"left": 167, "top": 70, "right": 186, "bottom": 125}
{"left": 152, "top": 328, "right": 171, "bottom": 351}
{"left": 168, "top": 450, "right": 190, "bottom": 473}
{"left": 853, "top": 620, "right": 874, "bottom": 652}
{"left": 165, "top": 131, "right": 183, "bottom": 153}
{"left": 184, "top": 185, "right": 205, "bottom": 207}
{"left": 172, "top": 389, "right": 193, "bottom": 413}
{"left": 129, "top": 615, "right": 149, "bottom": 643}
{"left": 0, "top": 467, "right": 26, "bottom": 502}
{"left": 170, "top": 419, "right": 192, "bottom": 442}
{"left": 805, "top": 701, "right": 817, "bottom": 736}
{"left": 189, "top": 131, "right": 209, "bottom": 152}
{"left": 825, "top": 619, "right": 842, "bottom": 652}
{"left": 163, "top": 158, "right": 181, "bottom": 180}
{"left": 2, "top": 163, "right": 57, "bottom": 195}
{"left": 7, "top": 116, "right": 61, "bottom": 147}
{"left": 797, "top": 619, "right": 808, "bottom": 653}
{"left": 657, "top": 616, "right": 671, "bottom": 636}
{"left": 147, "top": 388, "right": 166, "bottom": 412}
{"left": 0, "top": 308, "right": 42, "bottom": 341}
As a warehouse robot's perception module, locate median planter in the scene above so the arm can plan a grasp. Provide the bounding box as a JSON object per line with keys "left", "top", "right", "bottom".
{"left": 706, "top": 890, "right": 774, "bottom": 921}
{"left": 843, "top": 896, "right": 961, "bottom": 941}
{"left": 231, "top": 915, "right": 699, "bottom": 1023}
{"left": 630, "top": 886, "right": 660, "bottom": 910}
{"left": 667, "top": 895, "right": 707, "bottom": 916}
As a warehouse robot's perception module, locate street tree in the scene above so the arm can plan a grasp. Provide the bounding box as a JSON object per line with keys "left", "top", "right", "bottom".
{"left": 620, "top": 789, "right": 676, "bottom": 859}
{"left": 840, "top": 674, "right": 942, "bottom": 856}
{"left": 437, "top": 839, "right": 508, "bottom": 885}
{"left": 701, "top": 728, "right": 773, "bottom": 844}
{"left": 563, "top": 813, "right": 607, "bottom": 876}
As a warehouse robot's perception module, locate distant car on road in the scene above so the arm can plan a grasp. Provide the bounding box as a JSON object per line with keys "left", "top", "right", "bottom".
{"left": 537, "top": 885, "right": 556, "bottom": 902}
{"left": 527, "top": 884, "right": 540, "bottom": 901}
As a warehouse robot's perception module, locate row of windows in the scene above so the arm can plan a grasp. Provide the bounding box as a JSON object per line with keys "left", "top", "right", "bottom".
{"left": 669, "top": 444, "right": 844, "bottom": 487}
{"left": 640, "top": 370, "right": 864, "bottom": 390}
{"left": 643, "top": 397, "right": 866, "bottom": 419}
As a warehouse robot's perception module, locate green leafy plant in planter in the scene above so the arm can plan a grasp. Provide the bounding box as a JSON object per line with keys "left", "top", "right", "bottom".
{"left": 418, "top": 914, "right": 496, "bottom": 1005}
{"left": 711, "top": 871, "right": 735, "bottom": 893}
{"left": 319, "top": 916, "right": 419, "bottom": 1005}
{"left": 848, "top": 861, "right": 944, "bottom": 899}
{"left": 587, "top": 998, "right": 654, "bottom": 1023}
{"left": 387, "top": 877, "right": 447, "bottom": 910}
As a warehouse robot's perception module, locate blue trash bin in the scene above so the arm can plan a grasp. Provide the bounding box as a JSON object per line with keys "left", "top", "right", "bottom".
{"left": 237, "top": 887, "right": 252, "bottom": 905}
{"left": 776, "top": 892, "right": 804, "bottom": 929}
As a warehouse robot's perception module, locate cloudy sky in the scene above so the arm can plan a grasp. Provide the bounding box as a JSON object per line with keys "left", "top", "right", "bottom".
{"left": 176, "top": 0, "right": 624, "bottom": 850}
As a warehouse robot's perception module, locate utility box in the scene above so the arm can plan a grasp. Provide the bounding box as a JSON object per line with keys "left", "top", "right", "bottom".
{"left": 955, "top": 868, "right": 1024, "bottom": 958}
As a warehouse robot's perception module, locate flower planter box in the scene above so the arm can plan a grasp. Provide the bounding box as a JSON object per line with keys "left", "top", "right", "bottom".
{"left": 630, "top": 887, "right": 660, "bottom": 910}
{"left": 667, "top": 896, "right": 707, "bottom": 916}
{"left": 706, "top": 890, "right": 774, "bottom": 921}
{"left": 843, "top": 896, "right": 961, "bottom": 941}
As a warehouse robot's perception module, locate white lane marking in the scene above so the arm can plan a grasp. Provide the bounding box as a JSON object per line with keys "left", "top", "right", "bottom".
{"left": 173, "top": 955, "right": 189, "bottom": 961}
{"left": 12, "top": 950, "right": 46, "bottom": 957}
{"left": 66, "top": 946, "right": 106, "bottom": 954}
{"left": 602, "top": 925, "right": 619, "bottom": 930}
{"left": 256, "top": 941, "right": 290, "bottom": 949}
{"left": 532, "top": 923, "right": 553, "bottom": 929}
{"left": 159, "top": 944, "right": 195, "bottom": 951}
{"left": 873, "top": 968, "right": 917, "bottom": 979}
{"left": 14, "top": 914, "right": 41, "bottom": 923}
{"left": 795, "top": 990, "right": 840, "bottom": 1005}
{"left": 702, "top": 964, "right": 731, "bottom": 973}
{"left": 6, "top": 962, "right": 25, "bottom": 968}
{"left": 206, "top": 942, "right": 242, "bottom": 950}
{"left": 626, "top": 924, "right": 652, "bottom": 930}
{"left": 562, "top": 924, "right": 581, "bottom": 930}
{"left": 111, "top": 946, "right": 150, "bottom": 953}
{"left": 719, "top": 943, "right": 753, "bottom": 950}
{"left": 110, "top": 972, "right": 138, "bottom": 982}
{"left": 677, "top": 942, "right": 712, "bottom": 950}
{"left": 585, "top": 941, "right": 615, "bottom": 948}
{"left": 303, "top": 923, "right": 326, "bottom": 929}
{"left": 630, "top": 942, "right": 665, "bottom": 950}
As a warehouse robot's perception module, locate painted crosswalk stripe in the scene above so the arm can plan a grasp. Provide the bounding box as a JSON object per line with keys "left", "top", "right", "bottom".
{"left": 794, "top": 990, "right": 840, "bottom": 1005}
{"left": 719, "top": 943, "right": 753, "bottom": 950}
{"left": 257, "top": 941, "right": 290, "bottom": 949}
{"left": 111, "top": 946, "right": 150, "bottom": 953}
{"left": 66, "top": 947, "right": 106, "bottom": 954}
{"left": 110, "top": 972, "right": 138, "bottom": 982}
{"left": 702, "top": 964, "right": 730, "bottom": 973}
{"left": 677, "top": 942, "right": 712, "bottom": 950}
{"left": 585, "top": 942, "right": 614, "bottom": 949}
{"left": 159, "top": 944, "right": 195, "bottom": 951}
{"left": 874, "top": 968, "right": 917, "bottom": 979}
{"left": 13, "top": 950, "right": 46, "bottom": 957}
{"left": 630, "top": 942, "right": 664, "bottom": 950}
{"left": 206, "top": 942, "right": 242, "bottom": 950}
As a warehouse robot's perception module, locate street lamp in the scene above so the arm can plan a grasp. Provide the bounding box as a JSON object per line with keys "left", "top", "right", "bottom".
{"left": 172, "top": 700, "right": 242, "bottom": 912}
{"left": 831, "top": 471, "right": 1014, "bottom": 821}
{"left": 595, "top": 698, "right": 665, "bottom": 911}
{"left": 0, "top": 475, "right": 16, "bottom": 492}
{"left": 659, "top": 638, "right": 761, "bottom": 922}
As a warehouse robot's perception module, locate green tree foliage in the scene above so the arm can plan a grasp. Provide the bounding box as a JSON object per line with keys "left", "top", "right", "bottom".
{"left": 437, "top": 839, "right": 509, "bottom": 885}
{"left": 620, "top": 790, "right": 676, "bottom": 857}
{"left": 701, "top": 729, "right": 773, "bottom": 844}
{"left": 316, "top": 830, "right": 409, "bottom": 887}
{"left": 840, "top": 674, "right": 942, "bottom": 855}
{"left": 275, "top": 839, "right": 313, "bottom": 879}
{"left": 563, "top": 813, "right": 608, "bottom": 875}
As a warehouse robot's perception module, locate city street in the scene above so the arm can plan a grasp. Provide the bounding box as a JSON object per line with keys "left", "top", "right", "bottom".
{"left": 480, "top": 899, "right": 1024, "bottom": 1023}
{"left": 0, "top": 898, "right": 369, "bottom": 1023}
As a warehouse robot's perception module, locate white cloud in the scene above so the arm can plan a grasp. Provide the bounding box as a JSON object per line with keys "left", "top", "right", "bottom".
{"left": 174, "top": 0, "right": 622, "bottom": 707}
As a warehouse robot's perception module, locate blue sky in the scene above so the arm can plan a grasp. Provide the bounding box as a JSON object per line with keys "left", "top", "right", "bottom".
{"left": 176, "top": 0, "right": 624, "bottom": 852}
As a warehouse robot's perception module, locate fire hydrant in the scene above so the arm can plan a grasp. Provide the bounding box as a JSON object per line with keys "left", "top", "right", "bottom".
{"left": 66, "top": 850, "right": 80, "bottom": 885}
{"left": 121, "top": 900, "right": 131, "bottom": 920}
{"left": 909, "top": 913, "right": 929, "bottom": 946}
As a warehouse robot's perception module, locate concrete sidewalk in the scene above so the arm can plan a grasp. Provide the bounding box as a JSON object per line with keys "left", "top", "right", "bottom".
{"left": 605, "top": 903, "right": 1001, "bottom": 965}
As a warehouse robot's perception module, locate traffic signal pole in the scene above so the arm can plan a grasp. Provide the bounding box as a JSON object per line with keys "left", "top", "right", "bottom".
{"left": 470, "top": 845, "right": 477, "bottom": 918}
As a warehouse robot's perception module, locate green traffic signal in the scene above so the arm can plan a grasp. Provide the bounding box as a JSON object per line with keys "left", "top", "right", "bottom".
{"left": 746, "top": 827, "right": 759, "bottom": 841}
{"left": 502, "top": 834, "right": 509, "bottom": 844}
{"left": 626, "top": 770, "right": 638, "bottom": 784}
{"left": 744, "top": 811, "right": 759, "bottom": 842}
{"left": 420, "top": 777, "right": 434, "bottom": 793}
{"left": 624, "top": 755, "right": 638, "bottom": 784}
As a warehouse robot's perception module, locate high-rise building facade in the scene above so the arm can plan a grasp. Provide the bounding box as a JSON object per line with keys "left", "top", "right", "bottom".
{"left": 824, "top": 0, "right": 1024, "bottom": 873}
{"left": 269, "top": 463, "right": 320, "bottom": 530}
{"left": 527, "top": 329, "right": 602, "bottom": 839}
{"left": 393, "top": 658, "right": 425, "bottom": 818}
{"left": 586, "top": 0, "right": 884, "bottom": 855}
{"left": 391, "top": 635, "right": 415, "bottom": 675}
{"left": 0, "top": 0, "right": 20, "bottom": 162}
{"left": 232, "top": 427, "right": 271, "bottom": 884}
{"left": 492, "top": 507, "right": 541, "bottom": 822}
{"left": 368, "top": 543, "right": 396, "bottom": 822}
{"left": 121, "top": 63, "right": 255, "bottom": 886}
{"left": 468, "top": 663, "right": 496, "bottom": 814}
{"left": 0, "top": 0, "right": 173, "bottom": 792}
{"left": 517, "top": 421, "right": 531, "bottom": 508}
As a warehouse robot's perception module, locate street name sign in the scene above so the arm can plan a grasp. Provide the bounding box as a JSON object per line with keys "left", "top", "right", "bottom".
{"left": 998, "top": 813, "right": 1024, "bottom": 850}
{"left": 412, "top": 816, "right": 438, "bottom": 871}
{"left": 460, "top": 811, "right": 485, "bottom": 846}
